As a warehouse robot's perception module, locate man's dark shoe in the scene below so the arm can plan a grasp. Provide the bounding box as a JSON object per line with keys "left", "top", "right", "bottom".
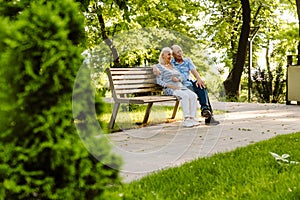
{"left": 201, "top": 109, "right": 211, "bottom": 118}
{"left": 205, "top": 117, "right": 220, "bottom": 125}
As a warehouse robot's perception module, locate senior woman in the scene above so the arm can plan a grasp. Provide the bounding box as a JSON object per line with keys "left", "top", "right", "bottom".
{"left": 156, "top": 47, "right": 199, "bottom": 127}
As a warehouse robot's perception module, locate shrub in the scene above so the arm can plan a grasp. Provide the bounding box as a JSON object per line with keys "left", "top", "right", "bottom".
{"left": 0, "top": 0, "right": 121, "bottom": 199}
{"left": 252, "top": 64, "right": 285, "bottom": 103}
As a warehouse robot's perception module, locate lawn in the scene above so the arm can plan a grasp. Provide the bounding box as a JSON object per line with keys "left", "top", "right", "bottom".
{"left": 108, "top": 132, "right": 300, "bottom": 199}
{"left": 98, "top": 102, "right": 225, "bottom": 133}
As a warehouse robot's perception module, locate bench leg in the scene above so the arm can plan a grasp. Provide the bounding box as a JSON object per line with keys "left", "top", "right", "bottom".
{"left": 109, "top": 103, "right": 120, "bottom": 129}
{"left": 171, "top": 100, "right": 180, "bottom": 119}
{"left": 143, "top": 102, "right": 153, "bottom": 124}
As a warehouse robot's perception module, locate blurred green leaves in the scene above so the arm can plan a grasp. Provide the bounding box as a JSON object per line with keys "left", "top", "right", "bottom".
{"left": 0, "top": 0, "right": 121, "bottom": 199}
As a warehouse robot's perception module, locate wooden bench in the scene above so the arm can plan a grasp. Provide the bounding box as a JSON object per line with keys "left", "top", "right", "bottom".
{"left": 105, "top": 67, "right": 180, "bottom": 129}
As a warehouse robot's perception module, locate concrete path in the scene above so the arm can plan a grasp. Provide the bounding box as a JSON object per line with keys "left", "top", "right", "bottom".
{"left": 107, "top": 102, "right": 300, "bottom": 183}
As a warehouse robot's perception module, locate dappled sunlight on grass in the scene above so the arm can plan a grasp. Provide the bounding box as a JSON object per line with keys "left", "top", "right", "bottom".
{"left": 98, "top": 103, "right": 182, "bottom": 133}
{"left": 98, "top": 102, "right": 226, "bottom": 133}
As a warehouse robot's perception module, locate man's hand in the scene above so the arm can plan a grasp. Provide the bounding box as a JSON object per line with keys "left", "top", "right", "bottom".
{"left": 196, "top": 79, "right": 206, "bottom": 89}
{"left": 191, "top": 68, "right": 205, "bottom": 89}
{"left": 153, "top": 65, "right": 161, "bottom": 76}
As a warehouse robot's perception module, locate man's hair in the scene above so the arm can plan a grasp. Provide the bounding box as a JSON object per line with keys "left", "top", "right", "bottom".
{"left": 171, "top": 45, "right": 181, "bottom": 51}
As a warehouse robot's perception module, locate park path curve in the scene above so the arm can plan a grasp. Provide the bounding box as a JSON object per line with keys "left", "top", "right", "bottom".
{"left": 107, "top": 102, "right": 300, "bottom": 183}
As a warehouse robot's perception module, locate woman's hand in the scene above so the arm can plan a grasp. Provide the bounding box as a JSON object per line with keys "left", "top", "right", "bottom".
{"left": 172, "top": 76, "right": 181, "bottom": 82}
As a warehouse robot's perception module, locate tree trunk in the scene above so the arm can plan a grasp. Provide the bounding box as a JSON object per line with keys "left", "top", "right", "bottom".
{"left": 97, "top": 12, "right": 120, "bottom": 67}
{"left": 223, "top": 0, "right": 251, "bottom": 101}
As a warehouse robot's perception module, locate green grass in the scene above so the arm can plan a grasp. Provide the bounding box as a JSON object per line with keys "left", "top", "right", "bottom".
{"left": 98, "top": 102, "right": 225, "bottom": 133}
{"left": 109, "top": 132, "right": 300, "bottom": 199}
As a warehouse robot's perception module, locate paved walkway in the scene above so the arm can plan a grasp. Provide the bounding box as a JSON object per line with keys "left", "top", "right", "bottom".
{"left": 107, "top": 102, "right": 300, "bottom": 183}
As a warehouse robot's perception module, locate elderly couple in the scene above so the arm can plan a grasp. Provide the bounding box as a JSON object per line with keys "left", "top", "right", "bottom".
{"left": 154, "top": 45, "right": 220, "bottom": 127}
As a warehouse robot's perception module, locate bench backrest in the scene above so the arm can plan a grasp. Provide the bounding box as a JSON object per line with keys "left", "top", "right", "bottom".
{"left": 105, "top": 67, "right": 163, "bottom": 99}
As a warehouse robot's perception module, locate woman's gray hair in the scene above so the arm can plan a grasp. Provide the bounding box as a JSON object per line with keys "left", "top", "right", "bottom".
{"left": 158, "top": 47, "right": 172, "bottom": 64}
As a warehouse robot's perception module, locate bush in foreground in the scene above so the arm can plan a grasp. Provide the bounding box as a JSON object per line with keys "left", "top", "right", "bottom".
{"left": 0, "top": 0, "right": 121, "bottom": 199}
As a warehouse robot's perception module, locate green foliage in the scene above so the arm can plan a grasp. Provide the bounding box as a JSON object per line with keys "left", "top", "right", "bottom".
{"left": 78, "top": 0, "right": 300, "bottom": 101}
{"left": 81, "top": 0, "right": 202, "bottom": 48}
{"left": 0, "top": 0, "right": 121, "bottom": 199}
{"left": 0, "top": 0, "right": 31, "bottom": 19}
{"left": 202, "top": 0, "right": 289, "bottom": 69}
{"left": 86, "top": 28, "right": 221, "bottom": 95}
{"left": 252, "top": 64, "right": 286, "bottom": 103}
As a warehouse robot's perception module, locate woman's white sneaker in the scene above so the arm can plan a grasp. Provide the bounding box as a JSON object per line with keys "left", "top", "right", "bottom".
{"left": 191, "top": 118, "right": 200, "bottom": 126}
{"left": 182, "top": 119, "right": 194, "bottom": 127}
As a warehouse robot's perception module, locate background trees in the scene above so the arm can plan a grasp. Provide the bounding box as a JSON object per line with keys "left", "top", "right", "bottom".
{"left": 81, "top": 0, "right": 298, "bottom": 102}
{"left": 199, "top": 0, "right": 297, "bottom": 101}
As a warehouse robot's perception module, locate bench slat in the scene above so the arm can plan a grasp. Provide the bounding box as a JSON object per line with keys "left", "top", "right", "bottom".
{"left": 109, "top": 67, "right": 153, "bottom": 71}
{"left": 133, "top": 96, "right": 179, "bottom": 102}
{"left": 115, "top": 96, "right": 179, "bottom": 104}
{"left": 114, "top": 83, "right": 158, "bottom": 90}
{"left": 112, "top": 79, "right": 155, "bottom": 84}
{"left": 114, "top": 88, "right": 162, "bottom": 94}
{"left": 110, "top": 70, "right": 153, "bottom": 75}
{"left": 112, "top": 74, "right": 155, "bottom": 80}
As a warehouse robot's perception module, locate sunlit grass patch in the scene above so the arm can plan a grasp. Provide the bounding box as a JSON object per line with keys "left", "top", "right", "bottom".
{"left": 98, "top": 102, "right": 226, "bottom": 133}
{"left": 98, "top": 103, "right": 182, "bottom": 133}
{"left": 109, "top": 132, "right": 300, "bottom": 199}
